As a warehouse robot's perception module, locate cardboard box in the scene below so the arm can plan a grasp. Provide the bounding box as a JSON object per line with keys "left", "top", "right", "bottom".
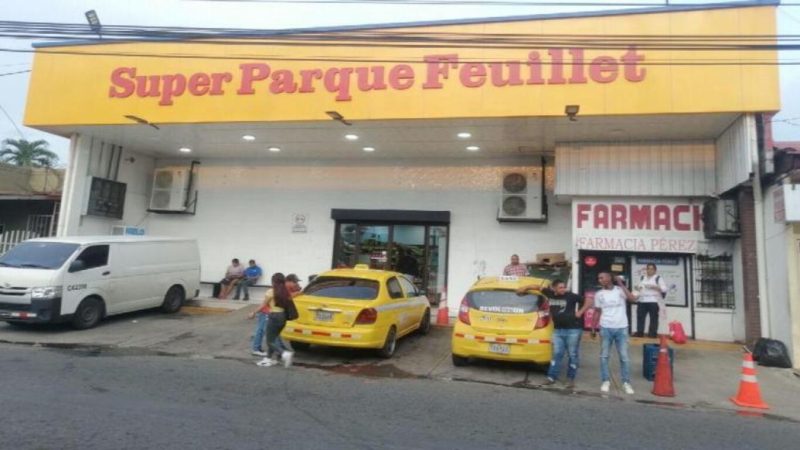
{"left": 535, "top": 252, "right": 566, "bottom": 265}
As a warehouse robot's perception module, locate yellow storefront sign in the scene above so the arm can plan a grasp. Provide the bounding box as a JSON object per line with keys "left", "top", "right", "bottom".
{"left": 24, "top": 4, "right": 780, "bottom": 127}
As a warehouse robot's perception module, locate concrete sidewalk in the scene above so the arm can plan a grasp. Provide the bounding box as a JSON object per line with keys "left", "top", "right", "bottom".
{"left": 2, "top": 301, "right": 799, "bottom": 421}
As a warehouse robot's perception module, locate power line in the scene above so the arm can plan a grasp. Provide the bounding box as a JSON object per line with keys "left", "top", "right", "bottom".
{"left": 0, "top": 102, "right": 26, "bottom": 139}
{"left": 0, "top": 69, "right": 31, "bottom": 77}
{"left": 4, "top": 47, "right": 798, "bottom": 65}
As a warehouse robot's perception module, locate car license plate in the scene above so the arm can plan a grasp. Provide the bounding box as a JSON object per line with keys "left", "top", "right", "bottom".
{"left": 489, "top": 343, "right": 510, "bottom": 355}
{"left": 315, "top": 310, "right": 334, "bottom": 322}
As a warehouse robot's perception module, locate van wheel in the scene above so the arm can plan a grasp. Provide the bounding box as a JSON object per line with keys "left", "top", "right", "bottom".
{"left": 417, "top": 309, "right": 431, "bottom": 335}
{"left": 377, "top": 326, "right": 397, "bottom": 359}
{"left": 161, "top": 286, "right": 185, "bottom": 314}
{"left": 71, "top": 297, "right": 103, "bottom": 330}
{"left": 452, "top": 354, "right": 469, "bottom": 367}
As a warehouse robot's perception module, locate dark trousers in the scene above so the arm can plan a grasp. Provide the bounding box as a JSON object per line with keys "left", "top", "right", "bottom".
{"left": 637, "top": 303, "right": 659, "bottom": 337}
{"left": 266, "top": 312, "right": 287, "bottom": 358}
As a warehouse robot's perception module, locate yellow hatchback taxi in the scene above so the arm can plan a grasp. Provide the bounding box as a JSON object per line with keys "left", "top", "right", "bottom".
{"left": 451, "top": 276, "right": 553, "bottom": 367}
{"left": 282, "top": 265, "right": 431, "bottom": 358}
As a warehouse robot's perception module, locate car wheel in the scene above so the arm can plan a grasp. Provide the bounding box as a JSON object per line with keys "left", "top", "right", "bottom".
{"left": 417, "top": 309, "right": 431, "bottom": 335}
{"left": 161, "top": 285, "right": 185, "bottom": 313}
{"left": 290, "top": 341, "right": 311, "bottom": 351}
{"left": 71, "top": 297, "right": 103, "bottom": 330}
{"left": 377, "top": 326, "right": 397, "bottom": 359}
{"left": 452, "top": 354, "right": 469, "bottom": 367}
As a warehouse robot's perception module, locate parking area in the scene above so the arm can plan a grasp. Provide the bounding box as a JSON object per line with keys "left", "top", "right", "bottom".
{"left": 1, "top": 301, "right": 799, "bottom": 421}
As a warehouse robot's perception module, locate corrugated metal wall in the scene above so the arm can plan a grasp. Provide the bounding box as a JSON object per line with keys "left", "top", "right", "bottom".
{"left": 555, "top": 141, "right": 716, "bottom": 197}
{"left": 715, "top": 114, "right": 755, "bottom": 195}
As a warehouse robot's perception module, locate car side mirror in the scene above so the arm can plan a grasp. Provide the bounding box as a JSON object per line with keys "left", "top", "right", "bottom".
{"left": 69, "top": 260, "right": 85, "bottom": 273}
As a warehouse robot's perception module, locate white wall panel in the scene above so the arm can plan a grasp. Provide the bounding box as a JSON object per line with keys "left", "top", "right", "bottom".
{"left": 555, "top": 141, "right": 715, "bottom": 197}
{"left": 69, "top": 153, "right": 572, "bottom": 311}
{"left": 715, "top": 114, "right": 755, "bottom": 195}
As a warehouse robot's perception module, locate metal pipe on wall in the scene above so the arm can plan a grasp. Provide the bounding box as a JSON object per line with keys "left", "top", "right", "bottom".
{"left": 751, "top": 116, "right": 771, "bottom": 338}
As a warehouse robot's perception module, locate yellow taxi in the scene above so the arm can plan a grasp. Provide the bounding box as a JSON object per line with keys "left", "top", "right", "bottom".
{"left": 282, "top": 264, "right": 431, "bottom": 358}
{"left": 451, "top": 275, "right": 553, "bottom": 366}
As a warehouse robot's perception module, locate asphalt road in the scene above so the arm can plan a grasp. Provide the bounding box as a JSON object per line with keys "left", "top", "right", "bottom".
{"left": 1, "top": 343, "right": 799, "bottom": 450}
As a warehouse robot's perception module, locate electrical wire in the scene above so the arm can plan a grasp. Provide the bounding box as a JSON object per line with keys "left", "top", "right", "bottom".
{"left": 0, "top": 69, "right": 31, "bottom": 77}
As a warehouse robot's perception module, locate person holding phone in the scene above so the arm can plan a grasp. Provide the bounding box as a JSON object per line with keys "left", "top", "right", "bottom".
{"left": 592, "top": 272, "right": 637, "bottom": 394}
{"left": 635, "top": 263, "right": 668, "bottom": 338}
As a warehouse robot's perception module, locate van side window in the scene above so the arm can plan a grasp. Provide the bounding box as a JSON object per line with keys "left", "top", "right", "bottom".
{"left": 387, "top": 278, "right": 404, "bottom": 299}
{"left": 74, "top": 245, "right": 109, "bottom": 271}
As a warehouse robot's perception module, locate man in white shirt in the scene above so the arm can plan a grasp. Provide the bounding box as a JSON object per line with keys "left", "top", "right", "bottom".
{"left": 635, "top": 263, "right": 668, "bottom": 338}
{"left": 592, "top": 272, "right": 637, "bottom": 394}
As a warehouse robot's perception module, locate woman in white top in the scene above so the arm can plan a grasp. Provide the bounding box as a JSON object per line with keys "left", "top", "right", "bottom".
{"left": 635, "top": 263, "right": 668, "bottom": 338}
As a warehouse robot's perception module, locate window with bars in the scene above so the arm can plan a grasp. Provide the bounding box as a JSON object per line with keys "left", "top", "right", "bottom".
{"left": 694, "top": 254, "right": 735, "bottom": 309}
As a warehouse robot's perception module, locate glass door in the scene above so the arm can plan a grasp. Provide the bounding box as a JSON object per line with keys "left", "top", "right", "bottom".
{"left": 333, "top": 222, "right": 449, "bottom": 303}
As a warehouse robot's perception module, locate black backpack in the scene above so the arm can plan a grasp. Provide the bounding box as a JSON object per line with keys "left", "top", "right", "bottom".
{"left": 640, "top": 275, "right": 667, "bottom": 299}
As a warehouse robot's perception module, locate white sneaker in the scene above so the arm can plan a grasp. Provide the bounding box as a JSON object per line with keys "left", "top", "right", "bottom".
{"left": 251, "top": 350, "right": 267, "bottom": 357}
{"left": 623, "top": 382, "right": 635, "bottom": 395}
{"left": 256, "top": 358, "right": 276, "bottom": 367}
{"left": 281, "top": 351, "right": 294, "bottom": 368}
{"left": 600, "top": 381, "right": 610, "bottom": 393}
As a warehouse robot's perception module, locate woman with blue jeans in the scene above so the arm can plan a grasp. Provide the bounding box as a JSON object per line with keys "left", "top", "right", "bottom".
{"left": 257, "top": 273, "right": 295, "bottom": 368}
{"left": 592, "top": 272, "right": 637, "bottom": 394}
{"left": 247, "top": 290, "right": 271, "bottom": 356}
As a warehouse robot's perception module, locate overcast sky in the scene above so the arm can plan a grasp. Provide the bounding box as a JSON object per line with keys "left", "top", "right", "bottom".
{"left": 1, "top": 0, "right": 798, "bottom": 165}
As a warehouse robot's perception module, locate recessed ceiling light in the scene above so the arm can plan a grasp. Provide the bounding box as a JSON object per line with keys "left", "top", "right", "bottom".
{"left": 363, "top": 147, "right": 375, "bottom": 152}
{"left": 179, "top": 147, "right": 192, "bottom": 153}
{"left": 345, "top": 134, "right": 359, "bottom": 141}
{"left": 242, "top": 135, "right": 256, "bottom": 141}
{"left": 268, "top": 147, "right": 281, "bottom": 153}
{"left": 466, "top": 146, "right": 480, "bottom": 151}
{"left": 457, "top": 132, "right": 472, "bottom": 139}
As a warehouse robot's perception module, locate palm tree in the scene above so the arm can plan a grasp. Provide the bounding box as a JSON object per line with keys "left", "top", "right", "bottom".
{"left": 0, "top": 139, "right": 58, "bottom": 167}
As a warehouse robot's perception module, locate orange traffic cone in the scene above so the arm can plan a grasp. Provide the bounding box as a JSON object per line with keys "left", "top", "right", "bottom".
{"left": 652, "top": 335, "right": 675, "bottom": 397}
{"left": 730, "top": 352, "right": 769, "bottom": 409}
{"left": 436, "top": 289, "right": 449, "bottom": 326}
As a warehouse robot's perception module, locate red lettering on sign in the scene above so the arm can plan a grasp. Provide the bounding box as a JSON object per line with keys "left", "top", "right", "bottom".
{"left": 460, "top": 63, "right": 487, "bottom": 88}
{"left": 422, "top": 54, "right": 458, "bottom": 89}
{"left": 577, "top": 204, "right": 591, "bottom": 229}
{"left": 389, "top": 65, "right": 415, "bottom": 90}
{"left": 653, "top": 205, "right": 671, "bottom": 231}
{"left": 109, "top": 67, "right": 135, "bottom": 98}
{"left": 594, "top": 205, "right": 609, "bottom": 229}
{"left": 238, "top": 63, "right": 270, "bottom": 95}
{"left": 589, "top": 56, "right": 619, "bottom": 83}
{"left": 673, "top": 205, "right": 691, "bottom": 231}
{"left": 611, "top": 204, "right": 627, "bottom": 229}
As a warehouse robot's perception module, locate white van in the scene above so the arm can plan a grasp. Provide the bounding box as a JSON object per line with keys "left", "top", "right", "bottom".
{"left": 0, "top": 236, "right": 200, "bottom": 329}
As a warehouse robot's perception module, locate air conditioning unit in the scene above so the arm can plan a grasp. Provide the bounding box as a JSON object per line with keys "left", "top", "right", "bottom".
{"left": 111, "top": 225, "right": 145, "bottom": 236}
{"left": 497, "top": 171, "right": 546, "bottom": 222}
{"left": 149, "top": 168, "right": 189, "bottom": 212}
{"left": 702, "top": 199, "right": 740, "bottom": 239}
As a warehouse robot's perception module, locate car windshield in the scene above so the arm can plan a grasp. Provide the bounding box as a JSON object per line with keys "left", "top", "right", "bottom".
{"left": 467, "top": 289, "right": 544, "bottom": 314}
{"left": 0, "top": 242, "right": 79, "bottom": 270}
{"left": 304, "top": 276, "right": 380, "bottom": 300}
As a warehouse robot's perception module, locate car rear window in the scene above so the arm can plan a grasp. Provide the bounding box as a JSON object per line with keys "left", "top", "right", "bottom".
{"left": 467, "top": 289, "right": 544, "bottom": 314}
{"left": 304, "top": 276, "right": 380, "bottom": 300}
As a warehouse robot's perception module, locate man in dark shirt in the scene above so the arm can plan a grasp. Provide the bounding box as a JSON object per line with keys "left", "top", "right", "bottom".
{"left": 519, "top": 279, "right": 592, "bottom": 388}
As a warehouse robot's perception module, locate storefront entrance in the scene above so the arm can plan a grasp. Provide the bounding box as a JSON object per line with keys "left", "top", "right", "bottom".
{"left": 578, "top": 250, "right": 694, "bottom": 338}
{"left": 331, "top": 210, "right": 449, "bottom": 304}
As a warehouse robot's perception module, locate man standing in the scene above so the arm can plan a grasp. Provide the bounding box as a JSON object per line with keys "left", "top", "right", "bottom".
{"left": 520, "top": 279, "right": 591, "bottom": 388}
{"left": 218, "top": 258, "right": 245, "bottom": 299}
{"left": 635, "top": 263, "right": 668, "bottom": 338}
{"left": 502, "top": 254, "right": 528, "bottom": 277}
{"left": 592, "top": 272, "right": 637, "bottom": 394}
{"left": 234, "top": 259, "right": 263, "bottom": 301}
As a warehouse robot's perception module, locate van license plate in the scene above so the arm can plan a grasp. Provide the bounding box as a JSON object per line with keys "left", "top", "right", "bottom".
{"left": 315, "top": 311, "right": 334, "bottom": 322}
{"left": 489, "top": 343, "right": 510, "bottom": 355}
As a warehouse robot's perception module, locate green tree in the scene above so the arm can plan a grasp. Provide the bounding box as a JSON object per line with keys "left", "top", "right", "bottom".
{"left": 0, "top": 139, "right": 58, "bottom": 167}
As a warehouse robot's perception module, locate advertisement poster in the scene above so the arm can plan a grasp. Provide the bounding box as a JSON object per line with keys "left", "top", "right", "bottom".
{"left": 631, "top": 255, "right": 687, "bottom": 307}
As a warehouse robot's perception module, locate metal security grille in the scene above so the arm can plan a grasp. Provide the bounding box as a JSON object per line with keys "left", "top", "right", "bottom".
{"left": 694, "top": 254, "right": 735, "bottom": 309}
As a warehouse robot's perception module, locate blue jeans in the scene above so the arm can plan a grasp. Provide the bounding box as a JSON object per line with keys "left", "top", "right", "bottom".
{"left": 234, "top": 279, "right": 256, "bottom": 300}
{"left": 251, "top": 312, "right": 268, "bottom": 352}
{"left": 266, "top": 312, "right": 288, "bottom": 358}
{"left": 547, "top": 328, "right": 583, "bottom": 381}
{"left": 600, "top": 327, "right": 631, "bottom": 383}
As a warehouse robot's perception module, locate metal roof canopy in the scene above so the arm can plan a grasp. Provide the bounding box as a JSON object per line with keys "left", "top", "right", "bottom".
{"left": 43, "top": 113, "right": 740, "bottom": 160}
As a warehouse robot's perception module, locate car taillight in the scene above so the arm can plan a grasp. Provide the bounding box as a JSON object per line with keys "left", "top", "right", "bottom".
{"left": 355, "top": 308, "right": 378, "bottom": 324}
{"left": 458, "top": 297, "right": 471, "bottom": 325}
{"left": 535, "top": 299, "right": 550, "bottom": 330}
